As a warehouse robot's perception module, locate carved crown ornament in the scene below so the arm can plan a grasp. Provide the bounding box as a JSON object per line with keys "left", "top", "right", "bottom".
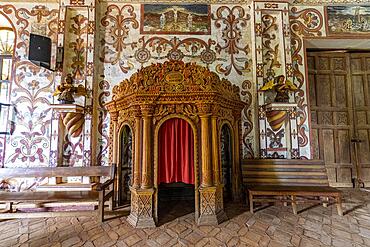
{"left": 106, "top": 61, "right": 245, "bottom": 115}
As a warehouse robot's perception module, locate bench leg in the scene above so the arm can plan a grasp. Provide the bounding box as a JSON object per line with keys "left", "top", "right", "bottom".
{"left": 109, "top": 188, "right": 114, "bottom": 211}
{"left": 291, "top": 195, "right": 297, "bottom": 215}
{"left": 336, "top": 196, "right": 343, "bottom": 216}
{"left": 5, "top": 202, "right": 13, "bottom": 213}
{"left": 249, "top": 193, "right": 254, "bottom": 213}
{"left": 283, "top": 196, "right": 288, "bottom": 207}
{"left": 98, "top": 191, "right": 105, "bottom": 223}
{"left": 322, "top": 196, "right": 329, "bottom": 207}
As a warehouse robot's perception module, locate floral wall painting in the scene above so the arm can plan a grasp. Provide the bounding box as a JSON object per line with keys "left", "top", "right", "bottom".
{"left": 327, "top": 6, "right": 370, "bottom": 35}
{"left": 140, "top": 4, "right": 210, "bottom": 35}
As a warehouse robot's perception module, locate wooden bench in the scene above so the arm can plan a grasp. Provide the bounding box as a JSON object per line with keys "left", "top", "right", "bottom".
{"left": 248, "top": 185, "right": 343, "bottom": 215}
{"left": 243, "top": 159, "right": 343, "bottom": 215}
{"left": 0, "top": 165, "right": 116, "bottom": 222}
{"left": 242, "top": 159, "right": 330, "bottom": 186}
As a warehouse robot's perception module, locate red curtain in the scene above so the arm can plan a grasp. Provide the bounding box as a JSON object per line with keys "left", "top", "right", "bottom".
{"left": 158, "top": 118, "right": 194, "bottom": 185}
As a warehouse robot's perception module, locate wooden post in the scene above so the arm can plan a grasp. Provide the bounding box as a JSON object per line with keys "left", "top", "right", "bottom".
{"left": 133, "top": 116, "right": 141, "bottom": 188}
{"left": 291, "top": 195, "right": 297, "bottom": 215}
{"left": 111, "top": 112, "right": 119, "bottom": 165}
{"left": 323, "top": 196, "right": 329, "bottom": 207}
{"left": 336, "top": 196, "right": 343, "bottom": 216}
{"left": 211, "top": 116, "right": 220, "bottom": 185}
{"left": 249, "top": 192, "right": 254, "bottom": 213}
{"left": 283, "top": 196, "right": 288, "bottom": 207}
{"left": 109, "top": 183, "right": 114, "bottom": 211}
{"left": 98, "top": 190, "right": 105, "bottom": 223}
{"left": 200, "top": 114, "right": 212, "bottom": 187}
{"left": 5, "top": 202, "right": 13, "bottom": 213}
{"left": 141, "top": 105, "right": 153, "bottom": 189}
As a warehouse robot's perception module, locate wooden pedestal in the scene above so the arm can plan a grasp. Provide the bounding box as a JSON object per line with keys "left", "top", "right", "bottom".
{"left": 127, "top": 187, "right": 156, "bottom": 228}
{"left": 198, "top": 185, "right": 227, "bottom": 225}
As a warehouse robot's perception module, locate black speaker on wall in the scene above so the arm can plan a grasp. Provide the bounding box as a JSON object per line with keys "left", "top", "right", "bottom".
{"left": 28, "top": 33, "right": 52, "bottom": 70}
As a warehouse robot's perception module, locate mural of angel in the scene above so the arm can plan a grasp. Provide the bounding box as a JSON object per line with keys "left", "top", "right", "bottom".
{"left": 259, "top": 75, "right": 297, "bottom": 103}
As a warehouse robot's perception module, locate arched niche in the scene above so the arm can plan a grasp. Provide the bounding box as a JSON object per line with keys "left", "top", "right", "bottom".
{"left": 117, "top": 124, "right": 133, "bottom": 206}
{"left": 156, "top": 117, "right": 196, "bottom": 224}
{"left": 221, "top": 123, "right": 233, "bottom": 202}
{"left": 106, "top": 60, "right": 245, "bottom": 228}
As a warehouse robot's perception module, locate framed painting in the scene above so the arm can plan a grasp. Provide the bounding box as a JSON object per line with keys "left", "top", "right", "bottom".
{"left": 140, "top": 4, "right": 211, "bottom": 35}
{"left": 326, "top": 6, "right": 370, "bottom": 36}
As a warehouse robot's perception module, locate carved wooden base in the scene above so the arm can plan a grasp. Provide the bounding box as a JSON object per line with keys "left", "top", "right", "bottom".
{"left": 198, "top": 185, "right": 227, "bottom": 225}
{"left": 127, "top": 187, "right": 156, "bottom": 228}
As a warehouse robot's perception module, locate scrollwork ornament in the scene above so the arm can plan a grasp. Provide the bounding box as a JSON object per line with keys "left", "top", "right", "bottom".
{"left": 100, "top": 4, "right": 139, "bottom": 73}
{"left": 290, "top": 7, "right": 324, "bottom": 153}
{"left": 212, "top": 6, "right": 251, "bottom": 75}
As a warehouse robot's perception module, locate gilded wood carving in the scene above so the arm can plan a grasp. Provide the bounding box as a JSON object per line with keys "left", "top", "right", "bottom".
{"left": 106, "top": 60, "right": 245, "bottom": 227}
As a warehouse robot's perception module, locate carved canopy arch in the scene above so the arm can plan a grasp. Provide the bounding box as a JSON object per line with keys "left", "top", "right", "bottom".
{"left": 110, "top": 60, "right": 242, "bottom": 103}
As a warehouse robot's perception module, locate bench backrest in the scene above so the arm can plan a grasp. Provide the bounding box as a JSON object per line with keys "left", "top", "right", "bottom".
{"left": 0, "top": 165, "right": 116, "bottom": 180}
{"left": 242, "top": 159, "right": 329, "bottom": 187}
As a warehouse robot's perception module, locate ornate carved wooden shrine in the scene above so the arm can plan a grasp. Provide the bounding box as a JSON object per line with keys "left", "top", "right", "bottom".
{"left": 106, "top": 61, "right": 245, "bottom": 228}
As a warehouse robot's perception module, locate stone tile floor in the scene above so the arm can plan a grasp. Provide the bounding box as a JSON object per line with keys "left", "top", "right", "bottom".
{"left": 0, "top": 189, "right": 370, "bottom": 247}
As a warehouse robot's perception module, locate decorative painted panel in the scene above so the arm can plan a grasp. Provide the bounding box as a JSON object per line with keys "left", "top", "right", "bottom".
{"left": 0, "top": 4, "right": 58, "bottom": 169}
{"left": 326, "top": 6, "right": 370, "bottom": 36}
{"left": 140, "top": 4, "right": 211, "bottom": 35}
{"left": 290, "top": 5, "right": 325, "bottom": 159}
{"left": 96, "top": 3, "right": 255, "bottom": 164}
{"left": 49, "top": 0, "right": 95, "bottom": 171}
{"left": 2, "top": 1, "right": 352, "bottom": 174}
{"left": 254, "top": 1, "right": 299, "bottom": 159}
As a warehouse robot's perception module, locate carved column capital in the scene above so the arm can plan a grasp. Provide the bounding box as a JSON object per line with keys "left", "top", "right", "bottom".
{"left": 111, "top": 111, "right": 119, "bottom": 122}
{"left": 211, "top": 104, "right": 221, "bottom": 116}
{"left": 131, "top": 105, "right": 142, "bottom": 118}
{"left": 140, "top": 104, "right": 155, "bottom": 116}
{"left": 232, "top": 109, "right": 241, "bottom": 119}
{"left": 196, "top": 103, "right": 212, "bottom": 116}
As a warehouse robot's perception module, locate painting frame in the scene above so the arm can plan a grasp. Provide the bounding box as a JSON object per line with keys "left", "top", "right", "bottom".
{"left": 326, "top": 5, "right": 370, "bottom": 36}
{"left": 140, "top": 4, "right": 211, "bottom": 35}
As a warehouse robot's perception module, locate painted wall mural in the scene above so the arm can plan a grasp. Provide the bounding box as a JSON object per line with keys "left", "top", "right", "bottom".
{"left": 49, "top": 0, "right": 96, "bottom": 171}
{"left": 63, "top": 8, "right": 89, "bottom": 82}
{"left": 140, "top": 4, "right": 211, "bottom": 35}
{"left": 3, "top": 0, "right": 357, "bottom": 177}
{"left": 290, "top": 5, "right": 325, "bottom": 158}
{"left": 254, "top": 2, "right": 301, "bottom": 159}
{"left": 0, "top": 4, "right": 58, "bottom": 168}
{"left": 241, "top": 79, "right": 255, "bottom": 159}
{"left": 212, "top": 6, "right": 251, "bottom": 76}
{"left": 96, "top": 3, "right": 254, "bottom": 164}
{"left": 327, "top": 5, "right": 370, "bottom": 35}
{"left": 100, "top": 5, "right": 139, "bottom": 74}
